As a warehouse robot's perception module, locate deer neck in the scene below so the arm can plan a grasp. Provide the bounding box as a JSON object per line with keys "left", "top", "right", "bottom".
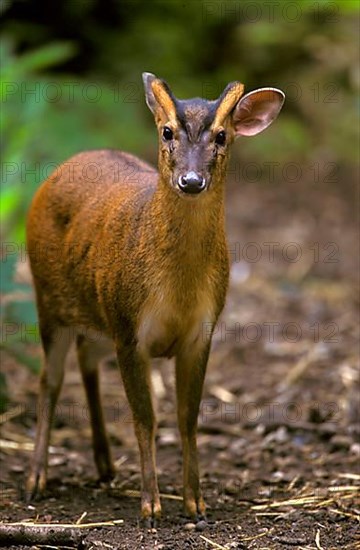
{"left": 148, "top": 176, "right": 227, "bottom": 268}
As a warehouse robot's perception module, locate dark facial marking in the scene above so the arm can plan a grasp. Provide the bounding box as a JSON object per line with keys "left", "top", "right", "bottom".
{"left": 175, "top": 98, "right": 218, "bottom": 143}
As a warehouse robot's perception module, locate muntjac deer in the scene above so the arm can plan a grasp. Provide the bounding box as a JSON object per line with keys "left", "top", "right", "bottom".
{"left": 26, "top": 73, "right": 284, "bottom": 524}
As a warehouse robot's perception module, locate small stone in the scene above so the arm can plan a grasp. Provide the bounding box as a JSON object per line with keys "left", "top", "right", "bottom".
{"left": 48, "top": 455, "right": 67, "bottom": 467}
{"left": 275, "top": 470, "right": 286, "bottom": 480}
{"left": 255, "top": 423, "right": 266, "bottom": 435}
{"left": 195, "top": 520, "right": 208, "bottom": 532}
{"left": 229, "top": 438, "right": 247, "bottom": 454}
{"left": 330, "top": 435, "right": 352, "bottom": 451}
{"left": 209, "top": 436, "right": 230, "bottom": 450}
{"left": 351, "top": 442, "right": 360, "bottom": 455}
{"left": 224, "top": 482, "right": 240, "bottom": 495}
{"left": 10, "top": 464, "right": 24, "bottom": 473}
{"left": 184, "top": 522, "right": 196, "bottom": 531}
{"left": 230, "top": 261, "right": 251, "bottom": 285}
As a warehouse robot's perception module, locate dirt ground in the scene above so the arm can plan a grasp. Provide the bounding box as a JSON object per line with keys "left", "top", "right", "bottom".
{"left": 1, "top": 174, "right": 359, "bottom": 549}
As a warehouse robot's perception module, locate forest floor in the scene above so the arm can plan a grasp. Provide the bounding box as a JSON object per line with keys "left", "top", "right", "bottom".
{"left": 1, "top": 176, "right": 359, "bottom": 549}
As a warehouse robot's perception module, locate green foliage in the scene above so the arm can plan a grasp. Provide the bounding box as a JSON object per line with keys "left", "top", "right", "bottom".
{"left": 1, "top": 37, "right": 153, "bottom": 243}
{"left": 0, "top": 37, "right": 153, "bottom": 379}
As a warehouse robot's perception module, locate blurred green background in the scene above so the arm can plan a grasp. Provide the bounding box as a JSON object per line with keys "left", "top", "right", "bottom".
{"left": 0, "top": 0, "right": 359, "bottom": 408}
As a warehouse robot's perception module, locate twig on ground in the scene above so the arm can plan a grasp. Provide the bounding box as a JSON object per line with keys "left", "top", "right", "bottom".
{"left": 0, "top": 405, "right": 24, "bottom": 425}
{"left": 199, "top": 535, "right": 228, "bottom": 549}
{"left": 315, "top": 528, "right": 324, "bottom": 550}
{"left": 239, "top": 529, "right": 272, "bottom": 542}
{"left": 0, "top": 524, "right": 83, "bottom": 547}
{"left": 0, "top": 519, "right": 124, "bottom": 546}
{"left": 75, "top": 511, "right": 87, "bottom": 525}
{"left": 120, "top": 489, "right": 182, "bottom": 500}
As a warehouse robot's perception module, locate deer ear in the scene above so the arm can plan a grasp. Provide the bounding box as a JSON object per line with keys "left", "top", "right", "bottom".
{"left": 232, "top": 88, "right": 285, "bottom": 137}
{"left": 143, "top": 72, "right": 158, "bottom": 114}
{"left": 142, "top": 72, "right": 177, "bottom": 124}
{"left": 212, "top": 81, "right": 245, "bottom": 129}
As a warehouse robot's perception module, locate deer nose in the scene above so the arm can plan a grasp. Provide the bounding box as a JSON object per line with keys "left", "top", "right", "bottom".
{"left": 178, "top": 171, "right": 206, "bottom": 194}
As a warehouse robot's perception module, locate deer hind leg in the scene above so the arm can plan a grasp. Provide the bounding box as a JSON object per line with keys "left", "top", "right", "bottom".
{"left": 76, "top": 334, "right": 115, "bottom": 481}
{"left": 26, "top": 325, "right": 74, "bottom": 500}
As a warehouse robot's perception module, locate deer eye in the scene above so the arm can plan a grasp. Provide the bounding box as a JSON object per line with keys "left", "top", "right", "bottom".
{"left": 162, "top": 126, "right": 173, "bottom": 141}
{"left": 215, "top": 130, "right": 226, "bottom": 146}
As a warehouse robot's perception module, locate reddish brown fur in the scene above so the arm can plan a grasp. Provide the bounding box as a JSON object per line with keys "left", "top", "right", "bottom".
{"left": 26, "top": 73, "right": 284, "bottom": 523}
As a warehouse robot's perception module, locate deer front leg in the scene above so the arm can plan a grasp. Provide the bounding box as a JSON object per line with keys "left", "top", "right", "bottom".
{"left": 116, "top": 343, "right": 161, "bottom": 525}
{"left": 175, "top": 341, "right": 211, "bottom": 520}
